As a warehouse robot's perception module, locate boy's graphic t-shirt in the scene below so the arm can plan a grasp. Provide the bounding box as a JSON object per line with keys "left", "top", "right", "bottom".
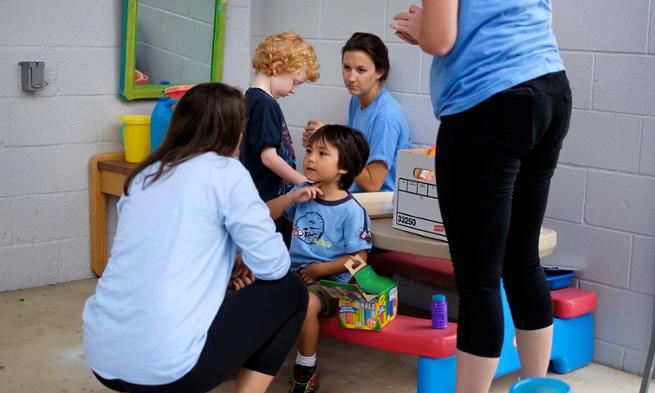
{"left": 240, "top": 87, "right": 297, "bottom": 202}
{"left": 284, "top": 191, "right": 373, "bottom": 283}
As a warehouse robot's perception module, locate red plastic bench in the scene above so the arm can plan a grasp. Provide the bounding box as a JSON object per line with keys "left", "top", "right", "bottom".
{"left": 368, "top": 251, "right": 597, "bottom": 319}
{"left": 369, "top": 251, "right": 456, "bottom": 290}
{"left": 320, "top": 314, "right": 457, "bottom": 358}
{"left": 317, "top": 287, "right": 596, "bottom": 358}
{"left": 321, "top": 251, "right": 597, "bottom": 392}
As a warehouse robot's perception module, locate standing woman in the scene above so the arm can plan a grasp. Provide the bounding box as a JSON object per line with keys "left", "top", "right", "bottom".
{"left": 304, "top": 32, "right": 412, "bottom": 192}
{"left": 83, "top": 83, "right": 307, "bottom": 393}
{"left": 391, "top": 1, "right": 572, "bottom": 392}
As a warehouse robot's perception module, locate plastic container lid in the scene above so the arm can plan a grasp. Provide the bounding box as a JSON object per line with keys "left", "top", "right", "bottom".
{"left": 119, "top": 115, "right": 150, "bottom": 124}
{"left": 432, "top": 294, "right": 446, "bottom": 302}
{"left": 163, "top": 84, "right": 195, "bottom": 100}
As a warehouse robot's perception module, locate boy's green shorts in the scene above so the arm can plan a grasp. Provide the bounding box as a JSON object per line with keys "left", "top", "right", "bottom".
{"left": 307, "top": 283, "right": 339, "bottom": 317}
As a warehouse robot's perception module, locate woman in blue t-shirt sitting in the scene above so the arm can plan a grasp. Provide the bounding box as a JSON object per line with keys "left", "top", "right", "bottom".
{"left": 303, "top": 32, "right": 412, "bottom": 192}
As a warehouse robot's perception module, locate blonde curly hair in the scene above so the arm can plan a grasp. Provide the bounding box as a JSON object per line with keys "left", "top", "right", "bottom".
{"left": 252, "top": 32, "right": 320, "bottom": 82}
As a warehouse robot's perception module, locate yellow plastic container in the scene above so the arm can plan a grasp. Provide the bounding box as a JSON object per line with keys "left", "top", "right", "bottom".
{"left": 119, "top": 115, "right": 151, "bottom": 163}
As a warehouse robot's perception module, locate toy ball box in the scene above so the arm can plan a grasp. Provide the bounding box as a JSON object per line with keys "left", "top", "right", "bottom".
{"left": 393, "top": 148, "right": 447, "bottom": 241}
{"left": 319, "top": 279, "right": 398, "bottom": 331}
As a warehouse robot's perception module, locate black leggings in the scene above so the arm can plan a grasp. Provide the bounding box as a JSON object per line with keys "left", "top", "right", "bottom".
{"left": 435, "top": 71, "right": 572, "bottom": 357}
{"left": 95, "top": 272, "right": 308, "bottom": 393}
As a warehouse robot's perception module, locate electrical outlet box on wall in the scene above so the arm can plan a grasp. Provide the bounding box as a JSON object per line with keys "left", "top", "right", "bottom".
{"left": 18, "top": 61, "right": 45, "bottom": 91}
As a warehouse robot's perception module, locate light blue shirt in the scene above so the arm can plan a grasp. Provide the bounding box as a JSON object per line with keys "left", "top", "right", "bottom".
{"left": 83, "top": 153, "right": 290, "bottom": 385}
{"left": 430, "top": 0, "right": 565, "bottom": 118}
{"left": 284, "top": 192, "right": 372, "bottom": 283}
{"left": 348, "top": 87, "right": 412, "bottom": 192}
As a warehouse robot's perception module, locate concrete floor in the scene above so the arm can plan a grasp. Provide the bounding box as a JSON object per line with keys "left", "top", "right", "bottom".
{"left": 0, "top": 279, "right": 651, "bottom": 393}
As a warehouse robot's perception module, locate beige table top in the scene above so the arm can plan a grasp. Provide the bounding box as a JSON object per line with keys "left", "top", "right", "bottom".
{"left": 370, "top": 218, "right": 557, "bottom": 260}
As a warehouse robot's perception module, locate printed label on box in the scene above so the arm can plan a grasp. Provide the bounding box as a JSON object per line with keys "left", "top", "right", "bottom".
{"left": 393, "top": 149, "right": 447, "bottom": 241}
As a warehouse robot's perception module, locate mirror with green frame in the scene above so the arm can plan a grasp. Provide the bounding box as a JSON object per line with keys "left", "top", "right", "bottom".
{"left": 120, "top": 0, "right": 227, "bottom": 100}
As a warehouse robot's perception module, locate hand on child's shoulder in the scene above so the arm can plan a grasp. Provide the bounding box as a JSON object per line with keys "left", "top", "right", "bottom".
{"left": 293, "top": 183, "right": 323, "bottom": 203}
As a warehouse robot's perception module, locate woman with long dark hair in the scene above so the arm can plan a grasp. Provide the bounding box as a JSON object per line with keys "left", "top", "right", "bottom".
{"left": 83, "top": 83, "right": 307, "bottom": 393}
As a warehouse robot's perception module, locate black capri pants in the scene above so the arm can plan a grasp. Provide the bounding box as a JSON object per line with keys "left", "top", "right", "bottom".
{"left": 94, "top": 272, "right": 308, "bottom": 393}
{"left": 435, "top": 71, "right": 572, "bottom": 357}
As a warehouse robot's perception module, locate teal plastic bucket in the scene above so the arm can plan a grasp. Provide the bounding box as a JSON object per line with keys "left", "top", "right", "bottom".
{"left": 509, "top": 377, "right": 571, "bottom": 393}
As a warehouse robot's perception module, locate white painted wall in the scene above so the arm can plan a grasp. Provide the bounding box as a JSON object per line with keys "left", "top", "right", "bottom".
{"left": 0, "top": 0, "right": 250, "bottom": 289}
{"left": 250, "top": 0, "right": 655, "bottom": 377}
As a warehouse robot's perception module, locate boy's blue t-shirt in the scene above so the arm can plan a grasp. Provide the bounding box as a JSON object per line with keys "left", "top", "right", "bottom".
{"left": 430, "top": 0, "right": 565, "bottom": 118}
{"left": 348, "top": 87, "right": 412, "bottom": 192}
{"left": 240, "top": 87, "right": 297, "bottom": 201}
{"left": 284, "top": 191, "right": 373, "bottom": 283}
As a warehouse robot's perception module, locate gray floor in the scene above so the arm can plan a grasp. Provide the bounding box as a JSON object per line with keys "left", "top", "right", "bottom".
{"left": 0, "top": 279, "right": 651, "bottom": 393}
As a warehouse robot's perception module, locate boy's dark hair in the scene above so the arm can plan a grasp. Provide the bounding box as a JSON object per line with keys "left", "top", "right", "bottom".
{"left": 341, "top": 32, "right": 390, "bottom": 82}
{"left": 124, "top": 83, "right": 245, "bottom": 195}
{"left": 307, "top": 125, "right": 370, "bottom": 191}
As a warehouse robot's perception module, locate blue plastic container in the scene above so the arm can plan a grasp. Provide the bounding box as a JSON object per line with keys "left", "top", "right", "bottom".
{"left": 544, "top": 268, "right": 576, "bottom": 290}
{"left": 149, "top": 97, "right": 177, "bottom": 152}
{"left": 509, "top": 377, "right": 571, "bottom": 393}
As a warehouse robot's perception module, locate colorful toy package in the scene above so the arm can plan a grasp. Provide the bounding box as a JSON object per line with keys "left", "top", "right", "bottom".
{"left": 319, "top": 279, "right": 398, "bottom": 331}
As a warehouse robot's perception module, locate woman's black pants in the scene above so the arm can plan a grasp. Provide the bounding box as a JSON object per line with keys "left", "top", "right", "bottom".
{"left": 435, "top": 71, "right": 572, "bottom": 357}
{"left": 95, "top": 272, "right": 308, "bottom": 392}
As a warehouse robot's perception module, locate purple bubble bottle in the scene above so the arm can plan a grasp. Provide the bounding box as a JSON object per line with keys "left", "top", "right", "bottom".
{"left": 431, "top": 294, "right": 448, "bottom": 329}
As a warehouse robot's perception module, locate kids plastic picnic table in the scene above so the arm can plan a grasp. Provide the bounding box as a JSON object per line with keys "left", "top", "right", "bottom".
{"left": 88, "top": 160, "right": 556, "bottom": 275}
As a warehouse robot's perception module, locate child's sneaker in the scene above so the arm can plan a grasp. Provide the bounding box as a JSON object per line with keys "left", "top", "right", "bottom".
{"left": 290, "top": 364, "right": 319, "bottom": 393}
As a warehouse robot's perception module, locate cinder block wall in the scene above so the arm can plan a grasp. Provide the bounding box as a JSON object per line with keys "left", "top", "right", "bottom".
{"left": 251, "top": 0, "right": 655, "bottom": 376}
{"left": 0, "top": 1, "right": 250, "bottom": 290}
{"left": 549, "top": 1, "right": 655, "bottom": 376}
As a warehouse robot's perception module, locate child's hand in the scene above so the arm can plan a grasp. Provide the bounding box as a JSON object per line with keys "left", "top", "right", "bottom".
{"left": 299, "top": 263, "right": 323, "bottom": 284}
{"left": 292, "top": 183, "right": 323, "bottom": 203}
{"left": 303, "top": 120, "right": 324, "bottom": 147}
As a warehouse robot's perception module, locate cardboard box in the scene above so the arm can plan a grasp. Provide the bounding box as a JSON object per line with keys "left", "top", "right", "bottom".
{"left": 319, "top": 279, "right": 398, "bottom": 331}
{"left": 393, "top": 148, "right": 447, "bottom": 241}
